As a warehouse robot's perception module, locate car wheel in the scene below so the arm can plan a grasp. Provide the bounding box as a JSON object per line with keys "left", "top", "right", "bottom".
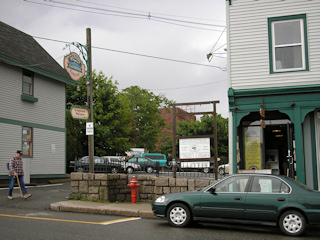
{"left": 126, "top": 167, "right": 134, "bottom": 174}
{"left": 219, "top": 167, "right": 225, "bottom": 175}
{"left": 279, "top": 210, "right": 306, "bottom": 236}
{"left": 77, "top": 167, "right": 83, "bottom": 172}
{"left": 167, "top": 203, "right": 192, "bottom": 227}
{"left": 111, "top": 167, "right": 118, "bottom": 174}
{"left": 146, "top": 166, "right": 153, "bottom": 173}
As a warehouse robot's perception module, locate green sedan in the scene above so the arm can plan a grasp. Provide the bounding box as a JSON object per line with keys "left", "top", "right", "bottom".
{"left": 152, "top": 174, "right": 320, "bottom": 236}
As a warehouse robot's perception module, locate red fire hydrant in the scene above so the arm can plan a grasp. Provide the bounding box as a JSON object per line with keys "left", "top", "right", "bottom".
{"left": 127, "top": 175, "right": 140, "bottom": 204}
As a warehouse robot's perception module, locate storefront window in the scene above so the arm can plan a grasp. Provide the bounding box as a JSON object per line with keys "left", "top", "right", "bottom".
{"left": 23, "top": 127, "right": 33, "bottom": 157}
{"left": 242, "top": 126, "right": 263, "bottom": 170}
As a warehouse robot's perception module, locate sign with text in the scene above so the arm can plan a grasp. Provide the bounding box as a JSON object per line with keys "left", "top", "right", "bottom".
{"left": 179, "top": 138, "right": 210, "bottom": 159}
{"left": 86, "top": 122, "right": 94, "bottom": 135}
{"left": 70, "top": 106, "right": 89, "bottom": 121}
{"left": 64, "top": 52, "right": 86, "bottom": 81}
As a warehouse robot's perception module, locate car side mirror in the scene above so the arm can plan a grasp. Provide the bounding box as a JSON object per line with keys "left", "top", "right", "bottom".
{"left": 209, "top": 188, "right": 216, "bottom": 194}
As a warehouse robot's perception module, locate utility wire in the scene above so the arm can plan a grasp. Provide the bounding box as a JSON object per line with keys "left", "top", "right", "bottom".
{"left": 149, "top": 79, "right": 227, "bottom": 91}
{"left": 24, "top": 0, "right": 225, "bottom": 31}
{"left": 31, "top": 36, "right": 226, "bottom": 71}
{"left": 76, "top": 0, "right": 226, "bottom": 24}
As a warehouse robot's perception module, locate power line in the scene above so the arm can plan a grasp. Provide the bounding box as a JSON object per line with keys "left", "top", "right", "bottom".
{"left": 76, "top": 0, "right": 226, "bottom": 24}
{"left": 149, "top": 79, "right": 227, "bottom": 91}
{"left": 31, "top": 36, "right": 226, "bottom": 71}
{"left": 24, "top": 0, "right": 226, "bottom": 31}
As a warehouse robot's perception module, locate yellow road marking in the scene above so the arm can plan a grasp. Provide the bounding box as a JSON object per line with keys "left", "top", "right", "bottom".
{"left": 0, "top": 214, "right": 140, "bottom": 225}
{"left": 100, "top": 217, "right": 141, "bottom": 225}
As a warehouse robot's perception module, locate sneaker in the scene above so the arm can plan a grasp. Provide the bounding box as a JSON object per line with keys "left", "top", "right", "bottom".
{"left": 7, "top": 196, "right": 13, "bottom": 200}
{"left": 23, "top": 193, "right": 32, "bottom": 199}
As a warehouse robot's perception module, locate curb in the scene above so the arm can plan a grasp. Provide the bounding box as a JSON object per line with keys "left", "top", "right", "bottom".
{"left": 50, "top": 201, "right": 157, "bottom": 219}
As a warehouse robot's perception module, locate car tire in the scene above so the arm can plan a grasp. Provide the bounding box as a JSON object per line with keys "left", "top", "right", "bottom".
{"left": 111, "top": 167, "right": 118, "bottom": 174}
{"left": 146, "top": 166, "right": 153, "bottom": 173}
{"left": 126, "top": 167, "right": 134, "bottom": 174}
{"left": 279, "top": 210, "right": 306, "bottom": 236}
{"left": 167, "top": 203, "right": 192, "bottom": 228}
{"left": 78, "top": 167, "right": 84, "bottom": 172}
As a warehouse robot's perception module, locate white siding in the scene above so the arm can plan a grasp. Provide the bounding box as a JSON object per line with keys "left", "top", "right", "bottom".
{"left": 0, "top": 63, "right": 65, "bottom": 128}
{"left": 0, "top": 123, "right": 21, "bottom": 175}
{"left": 32, "top": 128, "right": 65, "bottom": 175}
{"left": 228, "top": 0, "right": 320, "bottom": 89}
{"left": 0, "top": 62, "right": 66, "bottom": 177}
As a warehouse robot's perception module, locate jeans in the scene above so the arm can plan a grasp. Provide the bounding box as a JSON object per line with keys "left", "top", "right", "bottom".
{"left": 8, "top": 175, "right": 27, "bottom": 196}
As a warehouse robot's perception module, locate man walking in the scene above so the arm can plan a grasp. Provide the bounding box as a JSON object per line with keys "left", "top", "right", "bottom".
{"left": 8, "top": 150, "right": 32, "bottom": 199}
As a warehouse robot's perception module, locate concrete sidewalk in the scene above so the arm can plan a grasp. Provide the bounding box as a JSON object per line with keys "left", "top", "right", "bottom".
{"left": 50, "top": 200, "right": 156, "bottom": 219}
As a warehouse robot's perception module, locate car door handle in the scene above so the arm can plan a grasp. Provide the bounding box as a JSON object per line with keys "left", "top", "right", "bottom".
{"left": 277, "top": 198, "right": 286, "bottom": 202}
{"left": 234, "top": 197, "right": 242, "bottom": 200}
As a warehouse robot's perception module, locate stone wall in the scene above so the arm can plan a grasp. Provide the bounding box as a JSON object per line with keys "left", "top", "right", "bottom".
{"left": 70, "top": 172, "right": 217, "bottom": 202}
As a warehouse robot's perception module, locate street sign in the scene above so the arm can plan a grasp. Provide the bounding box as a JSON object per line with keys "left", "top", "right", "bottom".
{"left": 86, "top": 122, "right": 94, "bottom": 135}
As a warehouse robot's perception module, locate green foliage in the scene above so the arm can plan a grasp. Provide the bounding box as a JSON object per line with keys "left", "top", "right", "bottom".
{"left": 66, "top": 71, "right": 133, "bottom": 161}
{"left": 121, "top": 86, "right": 173, "bottom": 152}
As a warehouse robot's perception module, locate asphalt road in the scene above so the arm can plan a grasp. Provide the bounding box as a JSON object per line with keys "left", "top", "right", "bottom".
{"left": 0, "top": 182, "right": 319, "bottom": 240}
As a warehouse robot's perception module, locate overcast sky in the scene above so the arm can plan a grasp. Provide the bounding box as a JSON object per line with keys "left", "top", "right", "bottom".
{"left": 0, "top": 0, "right": 228, "bottom": 118}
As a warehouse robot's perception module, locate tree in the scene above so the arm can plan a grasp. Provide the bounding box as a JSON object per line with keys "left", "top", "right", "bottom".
{"left": 121, "top": 86, "right": 173, "bottom": 152}
{"left": 66, "top": 70, "right": 134, "bottom": 162}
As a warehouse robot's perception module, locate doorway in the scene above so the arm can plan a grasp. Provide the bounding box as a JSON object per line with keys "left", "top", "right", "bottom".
{"left": 240, "top": 111, "right": 294, "bottom": 176}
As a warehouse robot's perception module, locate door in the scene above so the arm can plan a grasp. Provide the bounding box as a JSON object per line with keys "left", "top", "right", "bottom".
{"left": 200, "top": 175, "right": 250, "bottom": 219}
{"left": 245, "top": 176, "right": 290, "bottom": 221}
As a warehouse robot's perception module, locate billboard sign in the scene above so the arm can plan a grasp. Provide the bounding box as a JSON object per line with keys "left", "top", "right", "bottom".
{"left": 179, "top": 138, "right": 210, "bottom": 159}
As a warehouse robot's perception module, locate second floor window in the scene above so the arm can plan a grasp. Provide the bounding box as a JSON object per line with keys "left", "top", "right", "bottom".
{"left": 268, "top": 14, "right": 309, "bottom": 73}
{"left": 22, "top": 70, "right": 34, "bottom": 96}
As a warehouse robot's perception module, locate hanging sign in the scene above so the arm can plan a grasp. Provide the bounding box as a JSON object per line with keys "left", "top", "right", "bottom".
{"left": 64, "top": 52, "right": 86, "bottom": 81}
{"left": 70, "top": 106, "right": 89, "bottom": 121}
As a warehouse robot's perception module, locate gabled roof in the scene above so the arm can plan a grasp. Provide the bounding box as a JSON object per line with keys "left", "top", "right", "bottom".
{"left": 0, "top": 21, "right": 75, "bottom": 85}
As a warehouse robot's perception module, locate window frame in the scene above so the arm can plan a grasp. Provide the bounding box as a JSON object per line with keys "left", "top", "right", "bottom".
{"left": 22, "top": 70, "right": 34, "bottom": 96}
{"left": 268, "top": 14, "right": 309, "bottom": 74}
{"left": 22, "top": 126, "right": 33, "bottom": 157}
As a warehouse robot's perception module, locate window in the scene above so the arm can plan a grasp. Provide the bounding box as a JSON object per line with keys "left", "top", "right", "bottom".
{"left": 214, "top": 176, "right": 250, "bottom": 193}
{"left": 268, "top": 14, "right": 309, "bottom": 73}
{"left": 22, "top": 70, "right": 34, "bottom": 95}
{"left": 251, "top": 176, "right": 290, "bottom": 193}
{"left": 23, "top": 127, "right": 33, "bottom": 157}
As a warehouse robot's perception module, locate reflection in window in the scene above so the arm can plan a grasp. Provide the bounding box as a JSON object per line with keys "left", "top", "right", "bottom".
{"left": 215, "top": 176, "right": 250, "bottom": 193}
{"left": 23, "top": 127, "right": 33, "bottom": 157}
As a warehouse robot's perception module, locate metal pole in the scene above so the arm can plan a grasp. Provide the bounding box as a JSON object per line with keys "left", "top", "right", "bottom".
{"left": 214, "top": 103, "right": 218, "bottom": 180}
{"left": 87, "top": 28, "right": 94, "bottom": 173}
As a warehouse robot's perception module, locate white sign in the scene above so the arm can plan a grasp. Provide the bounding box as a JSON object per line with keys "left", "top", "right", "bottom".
{"left": 179, "top": 138, "right": 210, "bottom": 159}
{"left": 86, "top": 122, "right": 94, "bottom": 135}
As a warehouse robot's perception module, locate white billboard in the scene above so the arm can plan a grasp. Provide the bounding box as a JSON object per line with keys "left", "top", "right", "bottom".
{"left": 179, "top": 138, "right": 210, "bottom": 159}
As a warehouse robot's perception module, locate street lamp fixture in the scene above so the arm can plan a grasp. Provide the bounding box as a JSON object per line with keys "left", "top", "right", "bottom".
{"left": 207, "top": 53, "right": 213, "bottom": 62}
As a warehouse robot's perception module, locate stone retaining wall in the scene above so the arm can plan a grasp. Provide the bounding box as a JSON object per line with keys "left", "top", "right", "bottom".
{"left": 70, "top": 172, "right": 217, "bottom": 202}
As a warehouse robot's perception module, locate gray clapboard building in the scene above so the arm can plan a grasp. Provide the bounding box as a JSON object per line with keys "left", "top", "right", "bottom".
{"left": 0, "top": 22, "right": 74, "bottom": 183}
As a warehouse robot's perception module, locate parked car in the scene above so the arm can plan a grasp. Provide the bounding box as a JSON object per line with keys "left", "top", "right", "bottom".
{"left": 127, "top": 157, "right": 157, "bottom": 173}
{"left": 152, "top": 174, "right": 320, "bottom": 237}
{"left": 134, "top": 153, "right": 167, "bottom": 167}
{"left": 76, "top": 156, "right": 123, "bottom": 173}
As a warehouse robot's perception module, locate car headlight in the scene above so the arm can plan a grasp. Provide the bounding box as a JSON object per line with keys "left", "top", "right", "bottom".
{"left": 155, "top": 196, "right": 166, "bottom": 203}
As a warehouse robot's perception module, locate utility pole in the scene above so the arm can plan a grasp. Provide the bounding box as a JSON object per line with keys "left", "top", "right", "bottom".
{"left": 87, "top": 28, "right": 94, "bottom": 173}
